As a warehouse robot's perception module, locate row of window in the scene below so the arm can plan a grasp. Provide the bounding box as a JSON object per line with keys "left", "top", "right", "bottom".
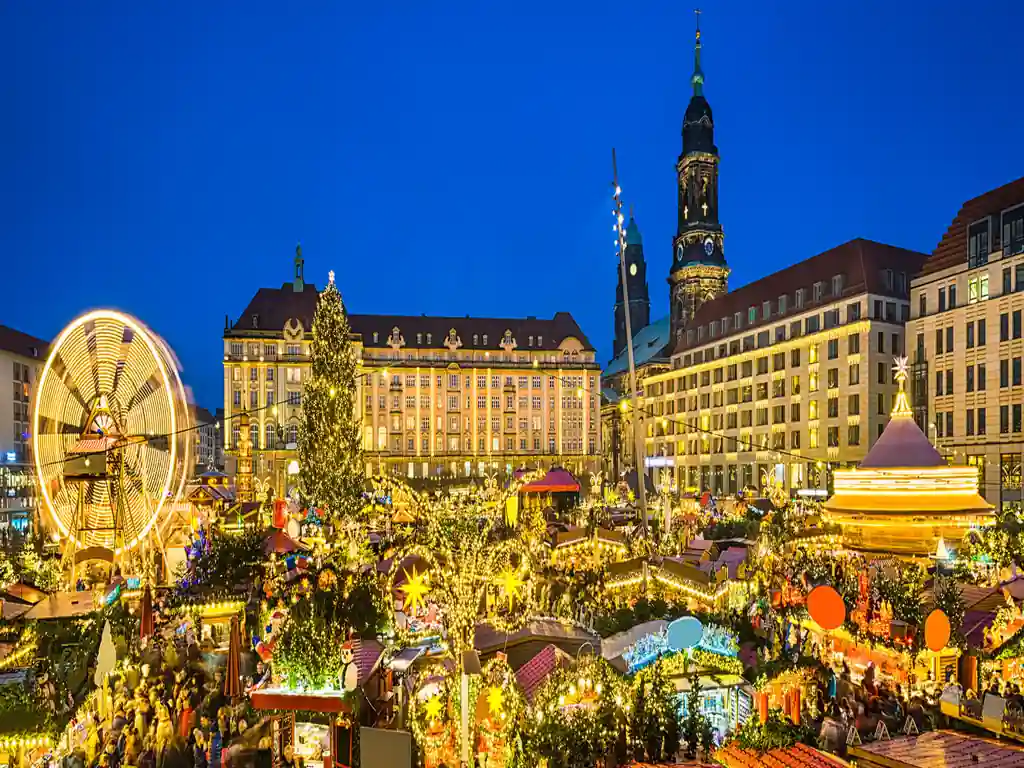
{"left": 935, "top": 404, "right": 1024, "bottom": 436}
{"left": 366, "top": 428, "right": 595, "bottom": 455}
{"left": 920, "top": 264, "right": 1024, "bottom": 317}
{"left": 966, "top": 207, "right": 1024, "bottom": 269}
{"left": 673, "top": 423, "right": 873, "bottom": 455}
{"left": 229, "top": 343, "right": 303, "bottom": 358}
{"left": 683, "top": 298, "right": 908, "bottom": 360}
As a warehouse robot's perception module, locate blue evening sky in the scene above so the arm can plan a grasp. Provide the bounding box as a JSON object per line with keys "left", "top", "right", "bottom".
{"left": 2, "top": 1, "right": 1021, "bottom": 409}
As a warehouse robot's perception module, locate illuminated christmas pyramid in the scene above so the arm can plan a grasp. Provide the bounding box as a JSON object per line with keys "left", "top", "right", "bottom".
{"left": 824, "top": 358, "right": 994, "bottom": 557}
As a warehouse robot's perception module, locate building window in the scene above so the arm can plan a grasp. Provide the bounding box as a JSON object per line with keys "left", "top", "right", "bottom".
{"left": 968, "top": 220, "right": 989, "bottom": 267}
{"left": 1015, "top": 310, "right": 1023, "bottom": 340}
{"left": 978, "top": 318, "right": 987, "bottom": 345}
{"left": 827, "top": 396, "right": 839, "bottom": 418}
{"left": 978, "top": 408, "right": 987, "bottom": 435}
{"left": 967, "top": 321, "right": 975, "bottom": 349}
{"left": 967, "top": 365, "right": 975, "bottom": 392}
{"left": 827, "top": 339, "right": 839, "bottom": 360}
{"left": 848, "top": 425, "right": 860, "bottom": 446}
{"left": 827, "top": 426, "right": 839, "bottom": 447}
{"left": 1005, "top": 208, "right": 1024, "bottom": 256}
{"left": 979, "top": 363, "right": 987, "bottom": 390}
{"left": 968, "top": 275, "right": 989, "bottom": 304}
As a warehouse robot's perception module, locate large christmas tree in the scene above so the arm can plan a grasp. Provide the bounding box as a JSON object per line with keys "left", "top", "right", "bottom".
{"left": 298, "top": 271, "right": 363, "bottom": 521}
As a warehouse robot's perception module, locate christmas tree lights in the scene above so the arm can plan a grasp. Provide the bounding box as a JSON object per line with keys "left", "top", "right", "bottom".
{"left": 298, "top": 273, "right": 363, "bottom": 522}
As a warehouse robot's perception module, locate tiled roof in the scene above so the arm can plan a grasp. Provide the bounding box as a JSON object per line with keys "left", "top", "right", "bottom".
{"left": 229, "top": 284, "right": 595, "bottom": 351}
{"left": 514, "top": 643, "right": 574, "bottom": 702}
{"left": 852, "top": 731, "right": 1024, "bottom": 767}
{"left": 604, "top": 316, "right": 671, "bottom": 377}
{"left": 674, "top": 238, "right": 929, "bottom": 355}
{"left": 918, "top": 175, "right": 1024, "bottom": 279}
{"left": 353, "top": 637, "right": 384, "bottom": 687}
{"left": 0, "top": 325, "right": 47, "bottom": 360}
{"left": 716, "top": 742, "right": 846, "bottom": 767}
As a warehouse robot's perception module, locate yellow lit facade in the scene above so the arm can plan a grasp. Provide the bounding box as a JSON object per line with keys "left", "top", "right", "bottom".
{"left": 906, "top": 178, "right": 1024, "bottom": 511}
{"left": 638, "top": 239, "right": 929, "bottom": 495}
{"left": 224, "top": 252, "right": 602, "bottom": 494}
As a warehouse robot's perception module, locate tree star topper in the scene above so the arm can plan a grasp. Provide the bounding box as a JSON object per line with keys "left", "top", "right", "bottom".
{"left": 328, "top": 269, "right": 335, "bottom": 285}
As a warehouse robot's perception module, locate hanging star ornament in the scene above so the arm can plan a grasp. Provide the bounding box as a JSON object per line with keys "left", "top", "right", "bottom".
{"left": 423, "top": 694, "right": 443, "bottom": 722}
{"left": 400, "top": 566, "right": 429, "bottom": 616}
{"left": 496, "top": 569, "right": 524, "bottom": 608}
{"left": 487, "top": 685, "right": 504, "bottom": 716}
{"left": 328, "top": 269, "right": 336, "bottom": 285}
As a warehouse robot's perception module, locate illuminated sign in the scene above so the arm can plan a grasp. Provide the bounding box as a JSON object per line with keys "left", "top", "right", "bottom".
{"left": 645, "top": 456, "right": 675, "bottom": 468}
{"left": 4, "top": 452, "right": 15, "bottom": 463}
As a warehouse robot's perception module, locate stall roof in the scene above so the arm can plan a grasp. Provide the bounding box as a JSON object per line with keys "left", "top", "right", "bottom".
{"left": 22, "top": 592, "right": 98, "bottom": 620}
{"left": 514, "top": 643, "right": 574, "bottom": 702}
{"left": 520, "top": 468, "right": 580, "bottom": 493}
{"left": 716, "top": 742, "right": 847, "bottom": 768}
{"left": 849, "top": 731, "right": 1024, "bottom": 768}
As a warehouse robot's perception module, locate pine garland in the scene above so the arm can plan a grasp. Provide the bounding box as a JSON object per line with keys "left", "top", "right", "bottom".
{"left": 298, "top": 277, "right": 363, "bottom": 523}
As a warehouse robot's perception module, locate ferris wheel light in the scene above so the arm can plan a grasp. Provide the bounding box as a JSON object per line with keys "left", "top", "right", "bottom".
{"left": 33, "top": 308, "right": 192, "bottom": 559}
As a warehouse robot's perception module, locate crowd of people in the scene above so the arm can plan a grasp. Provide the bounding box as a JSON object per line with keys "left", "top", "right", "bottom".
{"left": 58, "top": 607, "right": 274, "bottom": 768}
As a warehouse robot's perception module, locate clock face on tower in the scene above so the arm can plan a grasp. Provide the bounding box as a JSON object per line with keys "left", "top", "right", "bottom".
{"left": 703, "top": 237, "right": 715, "bottom": 257}
{"left": 629, "top": 262, "right": 637, "bottom": 276}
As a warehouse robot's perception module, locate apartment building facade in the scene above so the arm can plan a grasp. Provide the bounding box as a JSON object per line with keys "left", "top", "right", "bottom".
{"left": 639, "top": 239, "right": 928, "bottom": 495}
{"left": 223, "top": 251, "right": 602, "bottom": 496}
{"left": 0, "top": 325, "right": 47, "bottom": 530}
{"left": 907, "top": 177, "right": 1024, "bottom": 511}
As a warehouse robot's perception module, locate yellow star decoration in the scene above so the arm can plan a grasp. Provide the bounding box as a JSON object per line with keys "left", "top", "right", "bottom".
{"left": 400, "top": 566, "right": 429, "bottom": 616}
{"left": 423, "top": 694, "right": 443, "bottom": 722}
{"left": 496, "top": 569, "right": 524, "bottom": 608}
{"left": 487, "top": 685, "right": 503, "bottom": 716}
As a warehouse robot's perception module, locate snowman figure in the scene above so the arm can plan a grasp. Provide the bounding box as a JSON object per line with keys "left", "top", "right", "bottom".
{"left": 339, "top": 641, "right": 358, "bottom": 692}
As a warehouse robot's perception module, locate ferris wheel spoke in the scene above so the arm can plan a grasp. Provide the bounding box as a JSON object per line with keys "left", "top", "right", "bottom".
{"left": 45, "top": 353, "right": 90, "bottom": 414}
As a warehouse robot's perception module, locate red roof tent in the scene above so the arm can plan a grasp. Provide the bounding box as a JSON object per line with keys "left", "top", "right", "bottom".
{"left": 519, "top": 468, "right": 580, "bottom": 493}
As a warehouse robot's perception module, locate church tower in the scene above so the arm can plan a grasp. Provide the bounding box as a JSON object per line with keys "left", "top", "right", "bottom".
{"left": 669, "top": 13, "right": 729, "bottom": 344}
{"left": 612, "top": 214, "right": 651, "bottom": 359}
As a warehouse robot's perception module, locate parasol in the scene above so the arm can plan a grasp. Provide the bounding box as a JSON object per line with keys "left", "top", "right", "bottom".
{"left": 224, "top": 615, "right": 242, "bottom": 701}
{"left": 139, "top": 584, "right": 155, "bottom": 640}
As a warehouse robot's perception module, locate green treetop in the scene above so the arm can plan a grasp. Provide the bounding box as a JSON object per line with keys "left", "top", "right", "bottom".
{"left": 298, "top": 272, "right": 363, "bottom": 522}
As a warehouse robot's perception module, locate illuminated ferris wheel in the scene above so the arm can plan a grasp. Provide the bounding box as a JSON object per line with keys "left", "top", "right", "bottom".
{"left": 32, "top": 310, "right": 193, "bottom": 577}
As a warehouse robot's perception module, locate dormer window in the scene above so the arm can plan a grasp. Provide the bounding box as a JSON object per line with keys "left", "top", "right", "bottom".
{"left": 473, "top": 334, "right": 478, "bottom": 345}
{"left": 734, "top": 311, "right": 742, "bottom": 329}
{"left": 710, "top": 320, "right": 719, "bottom": 337}
{"left": 722, "top": 316, "right": 730, "bottom": 333}
{"left": 698, "top": 325, "right": 706, "bottom": 341}
{"left": 686, "top": 329, "right": 695, "bottom": 345}
{"left": 483, "top": 334, "right": 488, "bottom": 345}
{"left": 747, "top": 306, "right": 757, "bottom": 324}
{"left": 795, "top": 288, "right": 805, "bottom": 309}
{"left": 778, "top": 295, "right": 787, "bottom": 315}
{"left": 417, "top": 333, "right": 422, "bottom": 344}
{"left": 968, "top": 220, "right": 990, "bottom": 268}
{"left": 883, "top": 269, "right": 894, "bottom": 291}
{"left": 537, "top": 335, "right": 542, "bottom": 346}
{"left": 426, "top": 333, "right": 432, "bottom": 344}
{"left": 832, "top": 274, "right": 844, "bottom": 296}
{"left": 372, "top": 332, "right": 378, "bottom": 343}
{"left": 812, "top": 282, "right": 824, "bottom": 302}
{"left": 528, "top": 335, "right": 533, "bottom": 346}
{"left": 762, "top": 301, "right": 771, "bottom": 320}
{"left": 252, "top": 314, "right": 259, "bottom": 328}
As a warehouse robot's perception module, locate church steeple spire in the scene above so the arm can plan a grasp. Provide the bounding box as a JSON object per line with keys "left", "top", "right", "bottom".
{"left": 691, "top": 9, "right": 704, "bottom": 96}
{"left": 669, "top": 10, "right": 729, "bottom": 347}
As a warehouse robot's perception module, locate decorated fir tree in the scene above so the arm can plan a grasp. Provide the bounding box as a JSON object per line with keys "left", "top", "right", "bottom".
{"left": 298, "top": 271, "right": 363, "bottom": 522}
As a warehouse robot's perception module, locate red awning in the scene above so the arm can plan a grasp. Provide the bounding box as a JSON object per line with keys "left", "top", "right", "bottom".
{"left": 520, "top": 468, "right": 580, "bottom": 493}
